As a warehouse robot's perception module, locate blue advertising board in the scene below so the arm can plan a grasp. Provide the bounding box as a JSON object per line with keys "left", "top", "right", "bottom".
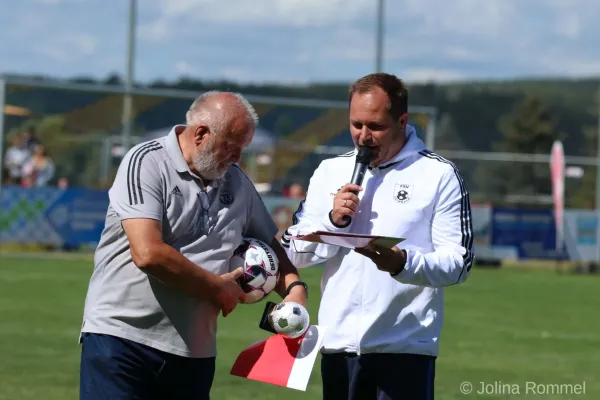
{"left": 490, "top": 207, "right": 561, "bottom": 259}
{"left": 0, "top": 187, "right": 302, "bottom": 248}
{"left": 1, "top": 186, "right": 109, "bottom": 247}
{"left": 2, "top": 186, "right": 585, "bottom": 262}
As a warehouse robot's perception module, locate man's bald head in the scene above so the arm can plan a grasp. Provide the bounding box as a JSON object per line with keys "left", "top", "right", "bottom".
{"left": 178, "top": 91, "right": 258, "bottom": 182}
{"left": 186, "top": 91, "right": 258, "bottom": 136}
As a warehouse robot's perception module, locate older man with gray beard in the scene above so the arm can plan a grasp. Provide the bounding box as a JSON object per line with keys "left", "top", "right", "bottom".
{"left": 78, "top": 91, "right": 308, "bottom": 400}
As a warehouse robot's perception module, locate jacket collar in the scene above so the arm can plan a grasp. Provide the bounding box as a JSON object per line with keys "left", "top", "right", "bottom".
{"left": 348, "top": 124, "right": 425, "bottom": 171}
{"left": 165, "top": 125, "right": 191, "bottom": 174}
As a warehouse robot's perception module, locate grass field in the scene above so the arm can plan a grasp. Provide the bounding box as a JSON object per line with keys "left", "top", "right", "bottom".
{"left": 1, "top": 255, "right": 599, "bottom": 400}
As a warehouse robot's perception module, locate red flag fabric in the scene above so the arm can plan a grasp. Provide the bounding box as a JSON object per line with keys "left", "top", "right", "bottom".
{"left": 230, "top": 325, "right": 324, "bottom": 391}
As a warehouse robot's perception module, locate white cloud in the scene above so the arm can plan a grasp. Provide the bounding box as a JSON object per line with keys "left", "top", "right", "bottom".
{"left": 65, "top": 34, "right": 97, "bottom": 55}
{"left": 174, "top": 61, "right": 194, "bottom": 75}
{"left": 3, "top": 0, "right": 600, "bottom": 83}
{"left": 398, "top": 0, "right": 517, "bottom": 37}
{"left": 557, "top": 13, "right": 581, "bottom": 39}
{"left": 403, "top": 68, "right": 467, "bottom": 84}
{"left": 138, "top": 18, "right": 169, "bottom": 44}
{"left": 536, "top": 57, "right": 600, "bottom": 77}
{"left": 220, "top": 67, "right": 255, "bottom": 83}
{"left": 30, "top": 0, "right": 66, "bottom": 4}
{"left": 35, "top": 46, "right": 71, "bottom": 63}
{"left": 565, "top": 61, "right": 600, "bottom": 76}
{"left": 29, "top": 0, "right": 86, "bottom": 4}
{"left": 7, "top": 13, "right": 50, "bottom": 38}
{"left": 34, "top": 33, "right": 97, "bottom": 62}
{"left": 138, "top": 0, "right": 371, "bottom": 44}
{"left": 160, "top": 0, "right": 369, "bottom": 26}
{"left": 443, "top": 47, "right": 486, "bottom": 62}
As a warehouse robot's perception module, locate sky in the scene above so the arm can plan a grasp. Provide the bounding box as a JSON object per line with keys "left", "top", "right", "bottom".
{"left": 1, "top": 0, "right": 600, "bottom": 85}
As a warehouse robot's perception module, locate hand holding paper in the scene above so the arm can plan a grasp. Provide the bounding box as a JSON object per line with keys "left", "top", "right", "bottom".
{"left": 354, "top": 243, "right": 407, "bottom": 275}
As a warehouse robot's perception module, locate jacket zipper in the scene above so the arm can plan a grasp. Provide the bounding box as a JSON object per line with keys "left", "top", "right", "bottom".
{"left": 357, "top": 168, "right": 383, "bottom": 355}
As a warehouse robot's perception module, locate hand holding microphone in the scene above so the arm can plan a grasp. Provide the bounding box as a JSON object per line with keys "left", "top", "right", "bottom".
{"left": 330, "top": 147, "right": 374, "bottom": 226}
{"left": 331, "top": 184, "right": 363, "bottom": 226}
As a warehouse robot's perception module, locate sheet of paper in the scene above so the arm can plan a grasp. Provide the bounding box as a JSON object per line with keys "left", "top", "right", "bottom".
{"left": 291, "top": 231, "right": 404, "bottom": 249}
{"left": 230, "top": 325, "right": 325, "bottom": 391}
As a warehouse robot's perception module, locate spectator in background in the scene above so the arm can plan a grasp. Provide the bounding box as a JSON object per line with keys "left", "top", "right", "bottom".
{"left": 57, "top": 177, "right": 69, "bottom": 189}
{"left": 287, "top": 183, "right": 305, "bottom": 199}
{"left": 23, "top": 127, "right": 39, "bottom": 151}
{"left": 21, "top": 144, "right": 55, "bottom": 187}
{"left": 3, "top": 134, "right": 30, "bottom": 185}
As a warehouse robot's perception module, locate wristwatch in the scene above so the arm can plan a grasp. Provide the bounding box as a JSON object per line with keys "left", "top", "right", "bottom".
{"left": 284, "top": 281, "right": 309, "bottom": 299}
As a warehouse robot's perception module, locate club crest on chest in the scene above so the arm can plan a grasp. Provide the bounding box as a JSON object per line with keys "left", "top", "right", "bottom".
{"left": 220, "top": 191, "right": 234, "bottom": 205}
{"left": 394, "top": 183, "right": 414, "bottom": 204}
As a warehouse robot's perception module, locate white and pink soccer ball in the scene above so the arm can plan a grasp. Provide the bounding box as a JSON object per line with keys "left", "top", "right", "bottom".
{"left": 230, "top": 238, "right": 279, "bottom": 304}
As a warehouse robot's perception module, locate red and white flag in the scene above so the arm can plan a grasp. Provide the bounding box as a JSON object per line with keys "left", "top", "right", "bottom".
{"left": 230, "top": 325, "right": 325, "bottom": 391}
{"left": 550, "top": 140, "right": 565, "bottom": 253}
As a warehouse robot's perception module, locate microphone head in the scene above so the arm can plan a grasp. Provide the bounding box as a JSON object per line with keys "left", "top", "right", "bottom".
{"left": 356, "top": 146, "right": 374, "bottom": 164}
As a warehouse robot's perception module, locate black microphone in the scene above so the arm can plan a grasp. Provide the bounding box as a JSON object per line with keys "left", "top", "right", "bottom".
{"left": 343, "top": 146, "right": 374, "bottom": 223}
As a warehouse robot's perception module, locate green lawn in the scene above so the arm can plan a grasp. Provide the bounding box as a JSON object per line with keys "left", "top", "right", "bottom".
{"left": 0, "top": 256, "right": 599, "bottom": 399}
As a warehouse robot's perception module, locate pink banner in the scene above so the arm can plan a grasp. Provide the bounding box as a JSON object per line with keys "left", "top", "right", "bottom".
{"left": 550, "top": 140, "right": 565, "bottom": 253}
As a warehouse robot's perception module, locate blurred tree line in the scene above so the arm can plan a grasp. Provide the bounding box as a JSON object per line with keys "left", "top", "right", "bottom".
{"left": 2, "top": 73, "right": 599, "bottom": 208}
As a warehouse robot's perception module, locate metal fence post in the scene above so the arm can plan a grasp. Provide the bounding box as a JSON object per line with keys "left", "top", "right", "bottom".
{"left": 121, "top": 0, "right": 137, "bottom": 153}
{"left": 425, "top": 109, "right": 437, "bottom": 151}
{"left": 0, "top": 77, "right": 7, "bottom": 199}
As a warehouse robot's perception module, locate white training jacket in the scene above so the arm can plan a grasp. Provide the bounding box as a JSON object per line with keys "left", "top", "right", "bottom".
{"left": 281, "top": 125, "right": 474, "bottom": 357}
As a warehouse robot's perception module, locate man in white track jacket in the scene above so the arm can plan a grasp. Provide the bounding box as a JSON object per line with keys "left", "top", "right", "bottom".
{"left": 281, "top": 73, "right": 474, "bottom": 400}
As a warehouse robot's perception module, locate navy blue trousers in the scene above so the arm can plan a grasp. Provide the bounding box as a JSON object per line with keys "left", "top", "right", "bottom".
{"left": 79, "top": 333, "right": 215, "bottom": 400}
{"left": 321, "top": 352, "right": 435, "bottom": 400}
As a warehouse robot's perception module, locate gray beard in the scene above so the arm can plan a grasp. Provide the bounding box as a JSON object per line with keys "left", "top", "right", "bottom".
{"left": 192, "top": 145, "right": 229, "bottom": 181}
